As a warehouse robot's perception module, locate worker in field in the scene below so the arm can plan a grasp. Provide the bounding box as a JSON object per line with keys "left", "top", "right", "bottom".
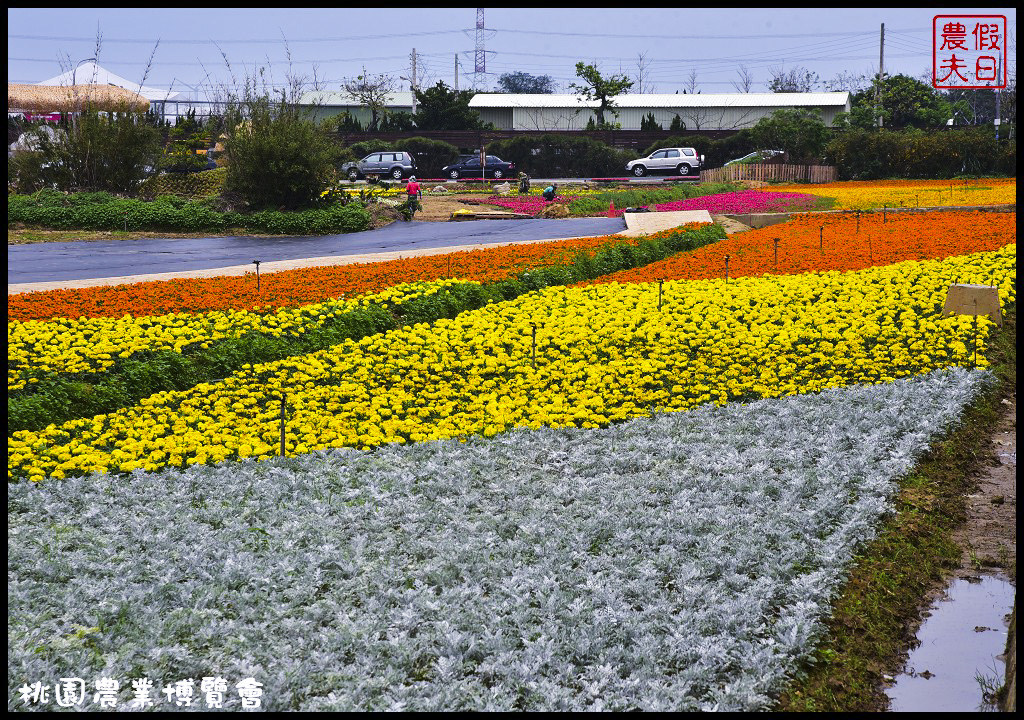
{"left": 542, "top": 183, "right": 557, "bottom": 202}
{"left": 518, "top": 172, "right": 530, "bottom": 195}
{"left": 405, "top": 176, "right": 422, "bottom": 219}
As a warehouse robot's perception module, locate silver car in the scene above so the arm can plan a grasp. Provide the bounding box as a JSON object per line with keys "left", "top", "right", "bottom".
{"left": 342, "top": 151, "right": 417, "bottom": 181}
{"left": 625, "top": 147, "right": 703, "bottom": 177}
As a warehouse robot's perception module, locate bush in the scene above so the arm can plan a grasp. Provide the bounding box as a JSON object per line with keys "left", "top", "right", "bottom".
{"left": 138, "top": 167, "right": 228, "bottom": 200}
{"left": 824, "top": 127, "right": 1015, "bottom": 180}
{"left": 12, "top": 105, "right": 163, "bottom": 194}
{"left": 222, "top": 93, "right": 340, "bottom": 211}
{"left": 395, "top": 137, "right": 460, "bottom": 178}
{"left": 8, "top": 190, "right": 370, "bottom": 235}
{"left": 486, "top": 134, "right": 633, "bottom": 177}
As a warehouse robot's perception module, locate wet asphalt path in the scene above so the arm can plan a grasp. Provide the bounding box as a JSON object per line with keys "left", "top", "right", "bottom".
{"left": 8, "top": 217, "right": 626, "bottom": 284}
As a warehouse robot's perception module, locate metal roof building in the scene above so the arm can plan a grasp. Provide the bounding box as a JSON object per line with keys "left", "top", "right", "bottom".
{"left": 297, "top": 91, "right": 416, "bottom": 125}
{"left": 468, "top": 92, "right": 851, "bottom": 131}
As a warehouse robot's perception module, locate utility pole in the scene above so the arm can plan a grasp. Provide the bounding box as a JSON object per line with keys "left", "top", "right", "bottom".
{"left": 876, "top": 22, "right": 885, "bottom": 128}
{"left": 454, "top": 53, "right": 459, "bottom": 92}
{"left": 407, "top": 48, "right": 418, "bottom": 116}
{"left": 995, "top": 55, "right": 1001, "bottom": 142}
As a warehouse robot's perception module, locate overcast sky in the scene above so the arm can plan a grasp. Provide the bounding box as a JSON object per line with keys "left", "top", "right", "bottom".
{"left": 7, "top": 7, "right": 1017, "bottom": 98}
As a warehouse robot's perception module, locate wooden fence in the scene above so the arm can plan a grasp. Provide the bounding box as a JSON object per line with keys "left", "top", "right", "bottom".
{"left": 700, "top": 163, "right": 837, "bottom": 184}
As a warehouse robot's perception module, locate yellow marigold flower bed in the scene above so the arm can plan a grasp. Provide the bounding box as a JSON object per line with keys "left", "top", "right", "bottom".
{"left": 764, "top": 178, "right": 1016, "bottom": 210}
{"left": 9, "top": 245, "right": 1014, "bottom": 482}
{"left": 7, "top": 279, "right": 469, "bottom": 391}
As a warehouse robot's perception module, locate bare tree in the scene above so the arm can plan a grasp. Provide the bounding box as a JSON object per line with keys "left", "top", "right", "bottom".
{"left": 732, "top": 65, "right": 754, "bottom": 93}
{"left": 683, "top": 69, "right": 699, "bottom": 94}
{"left": 768, "top": 66, "right": 821, "bottom": 92}
{"left": 341, "top": 66, "right": 398, "bottom": 132}
{"left": 634, "top": 52, "right": 654, "bottom": 94}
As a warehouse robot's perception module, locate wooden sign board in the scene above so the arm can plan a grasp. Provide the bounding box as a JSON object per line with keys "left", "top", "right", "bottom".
{"left": 943, "top": 284, "right": 1002, "bottom": 326}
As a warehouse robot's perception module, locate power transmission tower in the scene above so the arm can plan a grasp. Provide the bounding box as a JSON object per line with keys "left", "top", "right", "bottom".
{"left": 474, "top": 8, "right": 486, "bottom": 90}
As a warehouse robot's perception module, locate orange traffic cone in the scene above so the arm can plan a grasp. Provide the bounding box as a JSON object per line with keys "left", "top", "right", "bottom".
{"left": 608, "top": 200, "right": 616, "bottom": 217}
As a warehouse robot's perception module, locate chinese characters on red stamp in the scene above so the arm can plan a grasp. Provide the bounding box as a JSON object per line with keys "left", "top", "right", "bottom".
{"left": 933, "top": 15, "right": 1007, "bottom": 89}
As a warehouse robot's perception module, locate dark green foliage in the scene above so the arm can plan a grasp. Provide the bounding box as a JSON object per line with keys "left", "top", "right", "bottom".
{"left": 641, "top": 112, "right": 663, "bottom": 131}
{"left": 8, "top": 190, "right": 371, "bottom": 235}
{"left": 486, "top": 134, "right": 634, "bottom": 177}
{"left": 845, "top": 74, "right": 955, "bottom": 130}
{"left": 393, "top": 137, "right": 460, "bottom": 177}
{"left": 825, "top": 127, "right": 1016, "bottom": 179}
{"left": 9, "top": 222, "right": 726, "bottom": 433}
{"left": 496, "top": 72, "right": 555, "bottom": 94}
{"left": 15, "top": 104, "right": 162, "bottom": 194}
{"left": 749, "top": 109, "right": 831, "bottom": 165}
{"left": 412, "top": 81, "right": 490, "bottom": 131}
{"left": 222, "top": 93, "right": 340, "bottom": 211}
{"left": 335, "top": 111, "right": 364, "bottom": 133}
{"left": 378, "top": 111, "right": 415, "bottom": 132}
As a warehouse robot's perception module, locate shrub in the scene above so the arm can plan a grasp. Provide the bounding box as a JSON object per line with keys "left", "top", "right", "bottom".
{"left": 15, "top": 104, "right": 163, "bottom": 194}
{"left": 138, "top": 167, "right": 228, "bottom": 200}
{"left": 222, "top": 92, "right": 340, "bottom": 211}
{"left": 824, "top": 127, "right": 1015, "bottom": 180}
{"left": 486, "top": 134, "right": 633, "bottom": 177}
{"left": 7, "top": 190, "right": 370, "bottom": 235}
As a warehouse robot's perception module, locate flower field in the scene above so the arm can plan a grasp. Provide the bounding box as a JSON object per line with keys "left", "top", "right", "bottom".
{"left": 8, "top": 229, "right": 677, "bottom": 321}
{"left": 588, "top": 210, "right": 1016, "bottom": 285}
{"left": 8, "top": 368, "right": 994, "bottom": 710}
{"left": 7, "top": 191, "right": 1017, "bottom": 710}
{"left": 764, "top": 178, "right": 1016, "bottom": 210}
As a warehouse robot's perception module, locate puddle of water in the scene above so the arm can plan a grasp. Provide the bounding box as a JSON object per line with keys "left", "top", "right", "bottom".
{"left": 886, "top": 574, "right": 1014, "bottom": 712}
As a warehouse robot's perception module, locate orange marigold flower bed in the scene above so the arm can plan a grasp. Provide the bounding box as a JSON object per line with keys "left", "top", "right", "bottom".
{"left": 8, "top": 230, "right": 689, "bottom": 321}
{"left": 582, "top": 210, "right": 1016, "bottom": 286}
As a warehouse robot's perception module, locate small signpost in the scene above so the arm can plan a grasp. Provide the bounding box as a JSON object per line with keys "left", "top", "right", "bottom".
{"left": 943, "top": 283, "right": 1002, "bottom": 367}
{"left": 943, "top": 283, "right": 1002, "bottom": 325}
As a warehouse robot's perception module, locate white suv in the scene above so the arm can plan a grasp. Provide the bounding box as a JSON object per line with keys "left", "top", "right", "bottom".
{"left": 626, "top": 147, "right": 703, "bottom": 177}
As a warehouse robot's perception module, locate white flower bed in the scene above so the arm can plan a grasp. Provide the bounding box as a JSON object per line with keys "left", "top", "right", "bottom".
{"left": 7, "top": 368, "right": 991, "bottom": 711}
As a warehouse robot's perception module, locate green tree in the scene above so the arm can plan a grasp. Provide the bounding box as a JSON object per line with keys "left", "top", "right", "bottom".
{"left": 848, "top": 74, "right": 954, "bottom": 129}
{"left": 749, "top": 108, "right": 830, "bottom": 164}
{"left": 412, "top": 81, "right": 488, "bottom": 130}
{"left": 222, "top": 90, "right": 339, "bottom": 211}
{"left": 640, "top": 112, "right": 662, "bottom": 131}
{"left": 23, "top": 103, "right": 162, "bottom": 194}
{"left": 569, "top": 62, "right": 633, "bottom": 128}
{"left": 496, "top": 72, "right": 555, "bottom": 94}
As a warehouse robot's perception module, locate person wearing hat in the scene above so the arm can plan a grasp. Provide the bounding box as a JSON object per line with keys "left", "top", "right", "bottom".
{"left": 405, "top": 175, "right": 422, "bottom": 219}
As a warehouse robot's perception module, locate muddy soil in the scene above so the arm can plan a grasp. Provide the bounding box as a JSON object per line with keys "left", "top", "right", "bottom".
{"left": 414, "top": 192, "right": 517, "bottom": 222}
{"left": 950, "top": 395, "right": 1017, "bottom": 580}
{"left": 883, "top": 395, "right": 1017, "bottom": 707}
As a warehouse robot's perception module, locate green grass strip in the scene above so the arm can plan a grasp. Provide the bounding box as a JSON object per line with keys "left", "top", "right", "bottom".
{"left": 775, "top": 311, "right": 1016, "bottom": 712}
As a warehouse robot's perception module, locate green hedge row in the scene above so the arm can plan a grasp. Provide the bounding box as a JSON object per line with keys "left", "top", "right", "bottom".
{"left": 824, "top": 127, "right": 1016, "bottom": 180}
{"left": 7, "top": 189, "right": 371, "bottom": 235}
{"left": 9, "top": 222, "right": 727, "bottom": 434}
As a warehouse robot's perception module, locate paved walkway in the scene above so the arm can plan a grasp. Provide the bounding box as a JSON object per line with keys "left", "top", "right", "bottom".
{"left": 8, "top": 217, "right": 627, "bottom": 292}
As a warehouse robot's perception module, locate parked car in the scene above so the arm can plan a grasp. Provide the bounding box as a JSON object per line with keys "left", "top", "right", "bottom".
{"left": 625, "top": 147, "right": 703, "bottom": 177}
{"left": 441, "top": 154, "right": 515, "bottom": 180}
{"left": 342, "top": 151, "right": 417, "bottom": 181}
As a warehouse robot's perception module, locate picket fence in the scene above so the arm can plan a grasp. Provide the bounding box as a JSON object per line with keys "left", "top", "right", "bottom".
{"left": 700, "top": 163, "right": 837, "bottom": 184}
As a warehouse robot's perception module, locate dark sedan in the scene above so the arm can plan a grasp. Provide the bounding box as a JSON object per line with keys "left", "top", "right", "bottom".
{"left": 441, "top": 154, "right": 515, "bottom": 180}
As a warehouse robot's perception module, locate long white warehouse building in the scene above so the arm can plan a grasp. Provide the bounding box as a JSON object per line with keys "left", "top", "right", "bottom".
{"left": 468, "top": 92, "right": 851, "bottom": 131}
